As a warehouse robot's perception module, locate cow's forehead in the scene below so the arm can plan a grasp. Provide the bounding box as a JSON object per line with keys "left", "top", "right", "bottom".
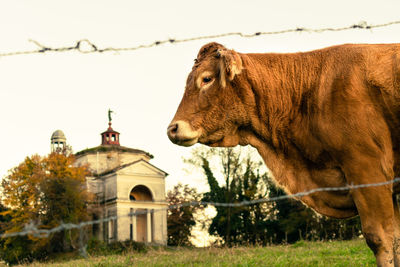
{"left": 192, "top": 56, "right": 217, "bottom": 73}
{"left": 186, "top": 55, "right": 219, "bottom": 89}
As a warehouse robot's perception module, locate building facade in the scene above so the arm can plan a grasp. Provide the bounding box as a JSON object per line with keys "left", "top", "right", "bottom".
{"left": 53, "top": 118, "right": 168, "bottom": 245}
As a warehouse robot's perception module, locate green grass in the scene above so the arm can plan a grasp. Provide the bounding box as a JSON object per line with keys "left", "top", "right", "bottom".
{"left": 9, "top": 239, "right": 375, "bottom": 267}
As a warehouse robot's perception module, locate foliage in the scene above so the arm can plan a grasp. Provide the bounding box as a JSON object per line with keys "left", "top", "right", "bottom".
{"left": 265, "top": 178, "right": 362, "bottom": 243}
{"left": 166, "top": 183, "right": 203, "bottom": 246}
{"left": 187, "top": 146, "right": 362, "bottom": 246}
{"left": 187, "top": 147, "right": 270, "bottom": 246}
{"left": 0, "top": 203, "right": 11, "bottom": 232}
{"left": 0, "top": 153, "right": 93, "bottom": 265}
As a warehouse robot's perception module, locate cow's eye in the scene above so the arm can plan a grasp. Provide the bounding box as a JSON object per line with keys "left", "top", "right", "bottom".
{"left": 197, "top": 71, "right": 214, "bottom": 89}
{"left": 203, "top": 77, "right": 212, "bottom": 83}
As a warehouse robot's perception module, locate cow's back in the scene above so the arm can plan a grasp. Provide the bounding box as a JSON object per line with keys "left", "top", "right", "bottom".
{"left": 244, "top": 43, "right": 400, "bottom": 147}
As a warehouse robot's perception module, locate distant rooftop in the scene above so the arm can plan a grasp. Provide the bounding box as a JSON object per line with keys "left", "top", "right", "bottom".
{"left": 75, "top": 145, "right": 154, "bottom": 159}
{"left": 51, "top": 129, "right": 66, "bottom": 142}
{"left": 94, "top": 158, "right": 168, "bottom": 177}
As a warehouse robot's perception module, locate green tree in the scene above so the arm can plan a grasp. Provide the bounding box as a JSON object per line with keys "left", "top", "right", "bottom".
{"left": 167, "top": 183, "right": 203, "bottom": 246}
{"left": 187, "top": 147, "right": 269, "bottom": 246}
{"left": 264, "top": 177, "right": 361, "bottom": 243}
{"left": 0, "top": 153, "right": 92, "bottom": 264}
{"left": 188, "top": 147, "right": 362, "bottom": 246}
{"left": 235, "top": 158, "right": 270, "bottom": 245}
{"left": 264, "top": 180, "right": 316, "bottom": 243}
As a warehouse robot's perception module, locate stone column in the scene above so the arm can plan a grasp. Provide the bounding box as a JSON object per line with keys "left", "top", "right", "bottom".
{"left": 147, "top": 209, "right": 152, "bottom": 243}
{"left": 131, "top": 209, "right": 137, "bottom": 241}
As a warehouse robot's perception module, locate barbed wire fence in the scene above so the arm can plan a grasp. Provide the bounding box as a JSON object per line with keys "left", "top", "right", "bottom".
{"left": 0, "top": 20, "right": 399, "bottom": 57}
{"left": 1, "top": 18, "right": 400, "bottom": 259}
{"left": 1, "top": 178, "right": 400, "bottom": 257}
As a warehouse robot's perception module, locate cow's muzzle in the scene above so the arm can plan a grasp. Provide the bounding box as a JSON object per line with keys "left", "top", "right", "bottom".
{"left": 167, "top": 120, "right": 200, "bottom": 147}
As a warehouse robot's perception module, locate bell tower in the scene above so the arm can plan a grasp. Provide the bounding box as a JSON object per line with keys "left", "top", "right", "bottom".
{"left": 101, "top": 109, "right": 120, "bottom": 146}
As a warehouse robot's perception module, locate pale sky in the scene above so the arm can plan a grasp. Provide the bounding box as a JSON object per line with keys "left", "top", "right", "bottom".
{"left": 0, "top": 0, "right": 399, "bottom": 193}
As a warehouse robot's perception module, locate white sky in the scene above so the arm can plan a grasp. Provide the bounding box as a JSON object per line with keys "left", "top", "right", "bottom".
{"left": 0, "top": 0, "right": 399, "bottom": 193}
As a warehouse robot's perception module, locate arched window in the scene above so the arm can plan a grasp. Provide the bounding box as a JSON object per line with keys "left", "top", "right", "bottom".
{"left": 129, "top": 185, "right": 153, "bottom": 201}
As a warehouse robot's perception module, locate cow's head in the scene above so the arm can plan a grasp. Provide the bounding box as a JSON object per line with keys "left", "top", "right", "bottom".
{"left": 167, "top": 42, "right": 250, "bottom": 147}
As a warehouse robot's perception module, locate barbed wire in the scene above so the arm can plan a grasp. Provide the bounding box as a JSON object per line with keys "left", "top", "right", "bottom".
{"left": 0, "top": 20, "right": 399, "bottom": 58}
{"left": 1, "top": 177, "right": 399, "bottom": 240}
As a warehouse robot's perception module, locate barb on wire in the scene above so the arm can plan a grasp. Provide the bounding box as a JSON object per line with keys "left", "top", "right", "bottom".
{"left": 1, "top": 177, "right": 399, "bottom": 240}
{"left": 0, "top": 20, "right": 399, "bottom": 58}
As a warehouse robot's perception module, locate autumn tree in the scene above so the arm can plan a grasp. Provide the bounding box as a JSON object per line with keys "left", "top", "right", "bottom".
{"left": 0, "top": 203, "right": 11, "bottom": 244}
{"left": 0, "top": 153, "right": 92, "bottom": 264}
{"left": 167, "top": 183, "right": 203, "bottom": 246}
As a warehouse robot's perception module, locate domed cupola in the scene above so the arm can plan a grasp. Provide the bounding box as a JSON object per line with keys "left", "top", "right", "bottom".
{"left": 51, "top": 130, "right": 67, "bottom": 153}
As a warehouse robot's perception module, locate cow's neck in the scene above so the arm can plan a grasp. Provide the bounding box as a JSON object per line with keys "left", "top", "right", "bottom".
{"left": 237, "top": 52, "right": 328, "bottom": 191}
{"left": 240, "top": 52, "right": 321, "bottom": 152}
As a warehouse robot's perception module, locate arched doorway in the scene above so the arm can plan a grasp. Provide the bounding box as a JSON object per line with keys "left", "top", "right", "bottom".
{"left": 129, "top": 185, "right": 153, "bottom": 201}
{"left": 130, "top": 185, "right": 153, "bottom": 242}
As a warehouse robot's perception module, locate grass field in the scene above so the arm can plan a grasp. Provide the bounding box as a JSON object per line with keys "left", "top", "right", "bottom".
{"left": 9, "top": 239, "right": 375, "bottom": 267}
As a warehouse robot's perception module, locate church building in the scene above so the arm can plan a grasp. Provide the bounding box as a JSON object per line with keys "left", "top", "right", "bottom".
{"left": 50, "top": 114, "right": 168, "bottom": 245}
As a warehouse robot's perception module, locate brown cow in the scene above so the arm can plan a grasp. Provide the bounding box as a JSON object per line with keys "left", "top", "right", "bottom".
{"left": 167, "top": 42, "right": 400, "bottom": 266}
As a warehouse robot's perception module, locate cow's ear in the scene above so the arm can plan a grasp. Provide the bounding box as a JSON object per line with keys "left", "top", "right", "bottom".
{"left": 217, "top": 48, "right": 243, "bottom": 88}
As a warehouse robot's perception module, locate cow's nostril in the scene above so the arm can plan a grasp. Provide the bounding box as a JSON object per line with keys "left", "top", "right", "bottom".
{"left": 170, "top": 124, "right": 178, "bottom": 133}
{"left": 167, "top": 123, "right": 179, "bottom": 138}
